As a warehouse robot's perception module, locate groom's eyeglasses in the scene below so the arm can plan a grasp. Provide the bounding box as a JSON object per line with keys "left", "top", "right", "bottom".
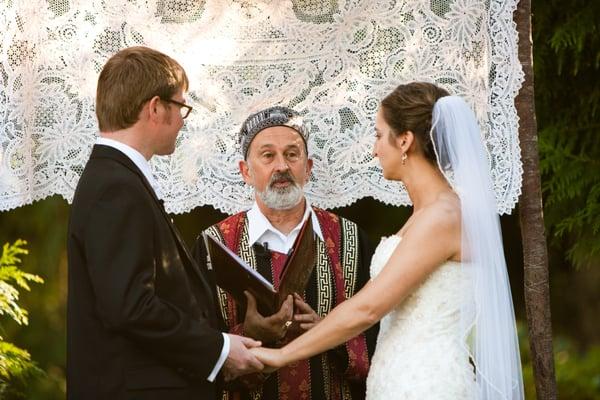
{"left": 161, "top": 98, "right": 193, "bottom": 119}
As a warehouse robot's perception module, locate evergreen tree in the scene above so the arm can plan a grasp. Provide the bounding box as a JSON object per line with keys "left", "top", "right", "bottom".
{"left": 0, "top": 240, "right": 43, "bottom": 398}
{"left": 534, "top": 0, "right": 600, "bottom": 268}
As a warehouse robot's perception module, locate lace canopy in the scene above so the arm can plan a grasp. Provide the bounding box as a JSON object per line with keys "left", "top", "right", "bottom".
{"left": 0, "top": 0, "right": 523, "bottom": 214}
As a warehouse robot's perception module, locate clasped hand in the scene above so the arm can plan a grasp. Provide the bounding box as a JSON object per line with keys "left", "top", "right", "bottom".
{"left": 222, "top": 334, "right": 263, "bottom": 382}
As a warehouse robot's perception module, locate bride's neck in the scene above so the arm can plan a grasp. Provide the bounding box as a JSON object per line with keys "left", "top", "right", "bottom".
{"left": 402, "top": 159, "right": 450, "bottom": 210}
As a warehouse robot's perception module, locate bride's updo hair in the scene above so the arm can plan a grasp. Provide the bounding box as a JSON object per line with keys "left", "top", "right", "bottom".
{"left": 380, "top": 82, "right": 449, "bottom": 164}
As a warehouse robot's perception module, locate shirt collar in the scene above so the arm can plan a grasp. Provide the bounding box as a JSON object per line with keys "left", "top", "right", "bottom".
{"left": 247, "top": 199, "right": 324, "bottom": 246}
{"left": 96, "top": 137, "right": 161, "bottom": 197}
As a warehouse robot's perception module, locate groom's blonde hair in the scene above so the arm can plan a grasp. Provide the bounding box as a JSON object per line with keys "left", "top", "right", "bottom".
{"left": 96, "top": 46, "right": 189, "bottom": 132}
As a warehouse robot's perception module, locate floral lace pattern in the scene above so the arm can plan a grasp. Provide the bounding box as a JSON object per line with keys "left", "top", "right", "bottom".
{"left": 0, "top": 0, "right": 522, "bottom": 214}
{"left": 367, "top": 235, "right": 476, "bottom": 399}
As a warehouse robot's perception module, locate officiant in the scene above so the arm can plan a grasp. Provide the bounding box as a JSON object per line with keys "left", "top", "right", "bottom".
{"left": 193, "top": 106, "right": 377, "bottom": 400}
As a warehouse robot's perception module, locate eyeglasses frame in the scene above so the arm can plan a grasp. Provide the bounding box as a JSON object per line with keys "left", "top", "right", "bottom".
{"left": 160, "top": 97, "right": 193, "bottom": 119}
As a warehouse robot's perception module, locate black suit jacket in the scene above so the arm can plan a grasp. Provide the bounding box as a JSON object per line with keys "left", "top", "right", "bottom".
{"left": 67, "top": 145, "right": 223, "bottom": 400}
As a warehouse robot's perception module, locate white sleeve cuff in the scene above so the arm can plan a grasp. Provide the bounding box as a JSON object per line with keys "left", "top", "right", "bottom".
{"left": 207, "top": 333, "right": 230, "bottom": 382}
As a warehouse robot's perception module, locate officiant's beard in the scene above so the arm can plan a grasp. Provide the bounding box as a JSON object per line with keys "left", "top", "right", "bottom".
{"left": 256, "top": 171, "right": 304, "bottom": 210}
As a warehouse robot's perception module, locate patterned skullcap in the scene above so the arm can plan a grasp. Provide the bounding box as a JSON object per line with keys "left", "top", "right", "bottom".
{"left": 239, "top": 106, "right": 309, "bottom": 159}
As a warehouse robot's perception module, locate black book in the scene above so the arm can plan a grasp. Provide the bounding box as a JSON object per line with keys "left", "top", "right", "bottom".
{"left": 203, "top": 217, "right": 317, "bottom": 316}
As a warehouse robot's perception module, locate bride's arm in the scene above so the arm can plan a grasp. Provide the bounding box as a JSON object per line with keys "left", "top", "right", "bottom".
{"left": 256, "top": 202, "right": 461, "bottom": 367}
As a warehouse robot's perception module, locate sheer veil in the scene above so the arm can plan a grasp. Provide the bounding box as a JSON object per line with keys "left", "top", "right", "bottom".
{"left": 430, "top": 96, "right": 524, "bottom": 399}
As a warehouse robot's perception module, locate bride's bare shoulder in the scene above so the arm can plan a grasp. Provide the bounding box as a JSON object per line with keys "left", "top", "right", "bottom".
{"left": 422, "top": 191, "right": 461, "bottom": 231}
{"left": 437, "top": 190, "right": 461, "bottom": 212}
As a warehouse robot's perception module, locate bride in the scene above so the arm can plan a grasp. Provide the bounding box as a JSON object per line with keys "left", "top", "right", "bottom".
{"left": 251, "top": 82, "right": 524, "bottom": 399}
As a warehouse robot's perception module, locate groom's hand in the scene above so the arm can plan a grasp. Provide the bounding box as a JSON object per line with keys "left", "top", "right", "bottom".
{"left": 243, "top": 291, "right": 294, "bottom": 343}
{"left": 222, "top": 334, "right": 264, "bottom": 382}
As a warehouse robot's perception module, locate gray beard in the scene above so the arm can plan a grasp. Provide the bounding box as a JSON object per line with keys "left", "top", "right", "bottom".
{"left": 256, "top": 182, "right": 304, "bottom": 210}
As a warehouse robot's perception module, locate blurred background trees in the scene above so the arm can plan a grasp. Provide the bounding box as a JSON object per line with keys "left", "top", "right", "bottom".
{"left": 0, "top": 0, "right": 598, "bottom": 398}
{"left": 535, "top": 0, "right": 600, "bottom": 272}
{"left": 533, "top": 0, "right": 600, "bottom": 356}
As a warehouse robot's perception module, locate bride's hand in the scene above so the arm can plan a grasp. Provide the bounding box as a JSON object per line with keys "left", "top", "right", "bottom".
{"left": 250, "top": 347, "right": 286, "bottom": 373}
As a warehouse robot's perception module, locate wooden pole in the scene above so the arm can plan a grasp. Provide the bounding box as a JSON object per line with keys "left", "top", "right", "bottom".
{"left": 514, "top": 1, "right": 557, "bottom": 398}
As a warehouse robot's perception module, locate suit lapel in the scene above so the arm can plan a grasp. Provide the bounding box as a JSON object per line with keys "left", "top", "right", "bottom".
{"left": 90, "top": 145, "right": 213, "bottom": 293}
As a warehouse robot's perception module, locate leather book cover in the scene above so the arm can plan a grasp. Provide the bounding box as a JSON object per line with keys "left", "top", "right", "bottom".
{"left": 204, "top": 217, "right": 317, "bottom": 316}
{"left": 276, "top": 217, "right": 317, "bottom": 306}
{"left": 203, "top": 233, "right": 278, "bottom": 315}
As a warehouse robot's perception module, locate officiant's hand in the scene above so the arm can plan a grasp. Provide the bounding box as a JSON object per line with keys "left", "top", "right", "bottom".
{"left": 243, "top": 291, "right": 294, "bottom": 343}
{"left": 292, "top": 293, "right": 321, "bottom": 331}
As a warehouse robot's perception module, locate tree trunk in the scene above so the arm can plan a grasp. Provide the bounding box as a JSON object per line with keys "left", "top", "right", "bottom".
{"left": 514, "top": 1, "right": 557, "bottom": 399}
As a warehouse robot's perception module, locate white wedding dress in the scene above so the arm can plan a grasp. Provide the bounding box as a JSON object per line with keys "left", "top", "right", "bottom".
{"left": 366, "top": 235, "right": 476, "bottom": 400}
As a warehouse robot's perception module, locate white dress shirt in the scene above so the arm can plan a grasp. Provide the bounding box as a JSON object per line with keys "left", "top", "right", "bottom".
{"left": 246, "top": 200, "right": 324, "bottom": 254}
{"left": 95, "top": 137, "right": 229, "bottom": 382}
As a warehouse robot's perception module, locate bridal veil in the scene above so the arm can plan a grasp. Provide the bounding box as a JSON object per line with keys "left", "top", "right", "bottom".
{"left": 430, "top": 96, "right": 524, "bottom": 400}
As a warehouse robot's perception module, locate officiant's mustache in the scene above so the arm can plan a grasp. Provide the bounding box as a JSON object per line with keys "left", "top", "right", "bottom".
{"left": 258, "top": 170, "right": 304, "bottom": 210}
{"left": 269, "top": 171, "right": 298, "bottom": 189}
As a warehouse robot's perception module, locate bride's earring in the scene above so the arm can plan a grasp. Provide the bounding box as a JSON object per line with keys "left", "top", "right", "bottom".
{"left": 401, "top": 152, "right": 408, "bottom": 165}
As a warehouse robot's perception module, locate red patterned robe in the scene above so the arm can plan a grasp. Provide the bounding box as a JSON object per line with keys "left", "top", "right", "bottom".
{"left": 195, "top": 208, "right": 377, "bottom": 400}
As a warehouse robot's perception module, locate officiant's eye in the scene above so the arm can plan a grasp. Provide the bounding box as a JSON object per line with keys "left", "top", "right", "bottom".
{"left": 285, "top": 150, "right": 299, "bottom": 161}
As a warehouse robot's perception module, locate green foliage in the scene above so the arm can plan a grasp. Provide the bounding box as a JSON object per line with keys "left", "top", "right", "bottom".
{"left": 0, "top": 196, "right": 69, "bottom": 399}
{"left": 0, "top": 240, "right": 43, "bottom": 398}
{"left": 519, "top": 325, "right": 600, "bottom": 399}
{"left": 539, "top": 123, "right": 600, "bottom": 266}
{"left": 547, "top": 6, "right": 600, "bottom": 75}
{"left": 533, "top": 0, "right": 600, "bottom": 268}
{"left": 0, "top": 240, "right": 44, "bottom": 326}
{"left": 0, "top": 342, "right": 42, "bottom": 397}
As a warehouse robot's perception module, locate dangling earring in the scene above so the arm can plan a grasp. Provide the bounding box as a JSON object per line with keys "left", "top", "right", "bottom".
{"left": 401, "top": 152, "right": 408, "bottom": 165}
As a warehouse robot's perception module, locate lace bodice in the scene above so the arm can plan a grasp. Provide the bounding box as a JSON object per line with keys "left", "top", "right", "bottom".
{"left": 366, "top": 235, "right": 476, "bottom": 399}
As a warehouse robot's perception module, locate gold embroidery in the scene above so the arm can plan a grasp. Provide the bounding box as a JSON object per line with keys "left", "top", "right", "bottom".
{"left": 341, "top": 218, "right": 359, "bottom": 299}
{"left": 316, "top": 238, "right": 332, "bottom": 318}
{"left": 205, "top": 226, "right": 231, "bottom": 327}
{"left": 342, "top": 379, "right": 353, "bottom": 400}
{"left": 238, "top": 218, "right": 258, "bottom": 269}
{"left": 250, "top": 389, "right": 261, "bottom": 400}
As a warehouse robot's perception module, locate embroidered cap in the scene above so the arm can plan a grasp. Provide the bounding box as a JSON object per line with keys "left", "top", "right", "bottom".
{"left": 239, "top": 106, "right": 309, "bottom": 159}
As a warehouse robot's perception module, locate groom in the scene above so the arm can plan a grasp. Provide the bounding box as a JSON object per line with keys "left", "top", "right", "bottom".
{"left": 67, "top": 46, "right": 263, "bottom": 400}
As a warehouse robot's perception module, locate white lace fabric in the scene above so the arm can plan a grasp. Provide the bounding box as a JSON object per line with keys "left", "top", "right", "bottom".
{"left": 0, "top": 0, "right": 523, "bottom": 214}
{"left": 367, "top": 235, "right": 476, "bottom": 400}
